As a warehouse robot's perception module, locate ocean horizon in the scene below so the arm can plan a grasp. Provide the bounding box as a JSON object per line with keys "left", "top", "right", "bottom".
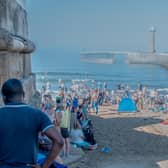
{"left": 32, "top": 53, "right": 168, "bottom": 91}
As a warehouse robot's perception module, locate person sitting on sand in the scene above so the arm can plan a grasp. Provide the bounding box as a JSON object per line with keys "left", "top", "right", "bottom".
{"left": 70, "top": 122, "right": 94, "bottom": 149}
{"left": 38, "top": 134, "right": 63, "bottom": 164}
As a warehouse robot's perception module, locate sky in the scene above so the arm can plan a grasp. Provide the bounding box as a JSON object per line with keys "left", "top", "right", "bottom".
{"left": 27, "top": 0, "right": 168, "bottom": 71}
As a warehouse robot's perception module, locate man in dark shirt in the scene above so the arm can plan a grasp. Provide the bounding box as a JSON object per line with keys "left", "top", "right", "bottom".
{"left": 0, "top": 78, "right": 64, "bottom": 168}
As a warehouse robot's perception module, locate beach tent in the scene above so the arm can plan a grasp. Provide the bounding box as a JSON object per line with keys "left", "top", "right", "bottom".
{"left": 118, "top": 98, "right": 137, "bottom": 112}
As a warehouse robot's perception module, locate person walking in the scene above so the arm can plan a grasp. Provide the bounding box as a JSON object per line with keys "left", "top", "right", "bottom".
{"left": 0, "top": 78, "right": 64, "bottom": 168}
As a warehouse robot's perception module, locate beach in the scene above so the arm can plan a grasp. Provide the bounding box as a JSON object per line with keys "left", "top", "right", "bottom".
{"left": 39, "top": 77, "right": 168, "bottom": 168}
{"left": 69, "top": 105, "right": 168, "bottom": 168}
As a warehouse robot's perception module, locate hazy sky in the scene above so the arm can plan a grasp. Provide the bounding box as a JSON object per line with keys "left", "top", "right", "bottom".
{"left": 27, "top": 0, "right": 168, "bottom": 71}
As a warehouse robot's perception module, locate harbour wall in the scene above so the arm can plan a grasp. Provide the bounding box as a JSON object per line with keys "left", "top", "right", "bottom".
{"left": 127, "top": 52, "right": 168, "bottom": 69}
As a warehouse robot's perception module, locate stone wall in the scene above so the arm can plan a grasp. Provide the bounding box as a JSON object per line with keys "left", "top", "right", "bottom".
{"left": 0, "top": 0, "right": 36, "bottom": 103}
{"left": 127, "top": 52, "right": 168, "bottom": 69}
{"left": 0, "top": 0, "right": 28, "bottom": 37}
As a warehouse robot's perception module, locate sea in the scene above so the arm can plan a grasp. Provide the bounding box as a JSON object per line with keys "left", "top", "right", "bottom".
{"left": 33, "top": 54, "right": 168, "bottom": 92}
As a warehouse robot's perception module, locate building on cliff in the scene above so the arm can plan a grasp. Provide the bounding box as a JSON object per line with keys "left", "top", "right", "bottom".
{"left": 0, "top": 0, "right": 36, "bottom": 103}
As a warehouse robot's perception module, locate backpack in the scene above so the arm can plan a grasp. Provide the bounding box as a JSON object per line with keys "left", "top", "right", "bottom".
{"left": 83, "top": 127, "right": 96, "bottom": 145}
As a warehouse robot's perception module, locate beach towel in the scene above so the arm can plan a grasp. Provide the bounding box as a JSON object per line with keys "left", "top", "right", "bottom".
{"left": 71, "top": 141, "right": 97, "bottom": 150}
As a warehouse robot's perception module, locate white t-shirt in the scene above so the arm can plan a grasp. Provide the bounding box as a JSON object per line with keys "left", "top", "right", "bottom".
{"left": 71, "top": 129, "right": 84, "bottom": 143}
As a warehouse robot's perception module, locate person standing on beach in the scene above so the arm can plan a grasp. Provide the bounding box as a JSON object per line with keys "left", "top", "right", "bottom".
{"left": 42, "top": 94, "right": 54, "bottom": 121}
{"left": 0, "top": 78, "right": 64, "bottom": 168}
{"left": 91, "top": 89, "right": 99, "bottom": 115}
{"left": 60, "top": 104, "right": 71, "bottom": 157}
{"left": 54, "top": 98, "right": 63, "bottom": 132}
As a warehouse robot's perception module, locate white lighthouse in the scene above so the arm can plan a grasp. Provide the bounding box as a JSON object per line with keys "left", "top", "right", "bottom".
{"left": 149, "top": 26, "right": 156, "bottom": 53}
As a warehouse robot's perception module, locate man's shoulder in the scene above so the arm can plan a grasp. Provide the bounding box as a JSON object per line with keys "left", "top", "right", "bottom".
{"left": 0, "top": 104, "right": 43, "bottom": 115}
{"left": 24, "top": 105, "right": 42, "bottom": 112}
{"left": 24, "top": 106, "right": 45, "bottom": 117}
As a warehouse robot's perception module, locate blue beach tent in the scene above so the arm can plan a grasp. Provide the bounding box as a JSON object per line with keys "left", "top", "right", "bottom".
{"left": 118, "top": 98, "right": 137, "bottom": 112}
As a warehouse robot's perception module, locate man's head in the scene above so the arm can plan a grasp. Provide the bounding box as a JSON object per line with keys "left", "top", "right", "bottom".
{"left": 1, "top": 78, "right": 25, "bottom": 104}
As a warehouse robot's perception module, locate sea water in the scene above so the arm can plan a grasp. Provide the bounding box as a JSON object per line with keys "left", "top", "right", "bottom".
{"left": 33, "top": 54, "right": 168, "bottom": 91}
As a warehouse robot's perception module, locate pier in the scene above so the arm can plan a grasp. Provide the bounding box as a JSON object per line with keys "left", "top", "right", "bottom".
{"left": 81, "top": 51, "right": 168, "bottom": 69}
{"left": 81, "top": 26, "right": 168, "bottom": 68}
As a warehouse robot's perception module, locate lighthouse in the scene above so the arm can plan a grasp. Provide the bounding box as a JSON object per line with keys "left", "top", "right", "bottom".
{"left": 149, "top": 26, "right": 156, "bottom": 53}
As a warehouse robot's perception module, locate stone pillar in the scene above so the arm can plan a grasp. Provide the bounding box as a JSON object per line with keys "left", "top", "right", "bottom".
{"left": 0, "top": 0, "right": 36, "bottom": 103}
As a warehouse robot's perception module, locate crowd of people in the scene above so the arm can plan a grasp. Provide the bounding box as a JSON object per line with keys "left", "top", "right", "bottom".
{"left": 40, "top": 80, "right": 100, "bottom": 160}
{"left": 113, "top": 83, "right": 168, "bottom": 112}
{"left": 41, "top": 80, "right": 168, "bottom": 118}
{"left": 1, "top": 78, "right": 168, "bottom": 168}
{"left": 38, "top": 79, "right": 168, "bottom": 165}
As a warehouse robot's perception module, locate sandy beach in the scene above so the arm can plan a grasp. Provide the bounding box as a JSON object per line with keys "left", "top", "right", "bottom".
{"left": 69, "top": 105, "right": 168, "bottom": 168}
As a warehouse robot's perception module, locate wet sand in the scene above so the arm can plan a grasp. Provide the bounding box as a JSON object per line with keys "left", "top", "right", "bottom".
{"left": 69, "top": 105, "right": 168, "bottom": 168}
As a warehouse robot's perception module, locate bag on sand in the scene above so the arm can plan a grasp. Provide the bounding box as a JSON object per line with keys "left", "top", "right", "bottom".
{"left": 83, "top": 127, "right": 96, "bottom": 145}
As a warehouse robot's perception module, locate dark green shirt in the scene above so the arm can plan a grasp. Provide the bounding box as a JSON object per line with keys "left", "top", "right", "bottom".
{"left": 0, "top": 103, "right": 54, "bottom": 166}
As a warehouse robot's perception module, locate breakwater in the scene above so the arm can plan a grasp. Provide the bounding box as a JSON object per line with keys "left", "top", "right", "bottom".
{"left": 80, "top": 51, "right": 168, "bottom": 70}
{"left": 127, "top": 52, "right": 168, "bottom": 69}
{"left": 81, "top": 52, "right": 114, "bottom": 64}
